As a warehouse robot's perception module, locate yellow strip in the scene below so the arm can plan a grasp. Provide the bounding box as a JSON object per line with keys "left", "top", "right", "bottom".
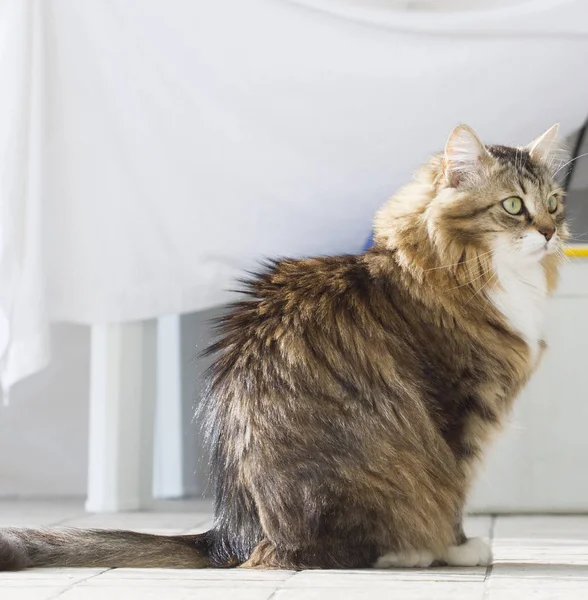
{"left": 565, "top": 246, "right": 588, "bottom": 258}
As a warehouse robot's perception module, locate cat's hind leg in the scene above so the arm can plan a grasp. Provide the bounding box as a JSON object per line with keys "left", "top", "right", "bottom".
{"left": 240, "top": 539, "right": 284, "bottom": 569}
{"left": 241, "top": 538, "right": 379, "bottom": 570}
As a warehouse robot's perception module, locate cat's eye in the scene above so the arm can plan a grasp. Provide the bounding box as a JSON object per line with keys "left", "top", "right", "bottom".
{"left": 502, "top": 196, "right": 523, "bottom": 215}
{"left": 547, "top": 196, "right": 558, "bottom": 213}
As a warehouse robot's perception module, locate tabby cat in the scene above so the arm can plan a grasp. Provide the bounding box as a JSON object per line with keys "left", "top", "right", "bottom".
{"left": 0, "top": 124, "right": 567, "bottom": 571}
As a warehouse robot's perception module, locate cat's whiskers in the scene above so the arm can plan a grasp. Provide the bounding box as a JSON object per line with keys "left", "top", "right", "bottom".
{"left": 555, "top": 247, "right": 570, "bottom": 264}
{"left": 518, "top": 274, "right": 542, "bottom": 291}
{"left": 423, "top": 247, "right": 496, "bottom": 272}
{"left": 465, "top": 271, "right": 498, "bottom": 306}
{"left": 566, "top": 230, "right": 588, "bottom": 242}
{"left": 448, "top": 261, "right": 497, "bottom": 291}
{"left": 427, "top": 241, "right": 515, "bottom": 294}
{"left": 552, "top": 152, "right": 588, "bottom": 177}
{"left": 448, "top": 271, "right": 487, "bottom": 291}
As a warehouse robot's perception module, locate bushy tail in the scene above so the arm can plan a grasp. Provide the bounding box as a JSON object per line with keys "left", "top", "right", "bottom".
{"left": 0, "top": 527, "right": 214, "bottom": 570}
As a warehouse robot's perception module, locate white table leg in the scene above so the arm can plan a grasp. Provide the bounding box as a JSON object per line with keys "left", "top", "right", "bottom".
{"left": 153, "top": 315, "right": 184, "bottom": 499}
{"left": 85, "top": 320, "right": 157, "bottom": 513}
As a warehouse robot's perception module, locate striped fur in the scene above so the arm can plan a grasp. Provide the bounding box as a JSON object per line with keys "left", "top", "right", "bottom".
{"left": 0, "top": 124, "right": 567, "bottom": 571}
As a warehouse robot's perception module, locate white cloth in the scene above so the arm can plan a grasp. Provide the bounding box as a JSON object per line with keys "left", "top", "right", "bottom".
{"left": 2, "top": 0, "right": 588, "bottom": 390}
{"left": 289, "top": 0, "right": 588, "bottom": 34}
{"left": 0, "top": 0, "right": 48, "bottom": 395}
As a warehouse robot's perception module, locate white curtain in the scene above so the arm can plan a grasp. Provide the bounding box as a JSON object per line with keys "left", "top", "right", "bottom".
{"left": 288, "top": 0, "right": 588, "bottom": 33}
{"left": 0, "top": 0, "right": 47, "bottom": 397}
{"left": 1, "top": 0, "right": 588, "bottom": 392}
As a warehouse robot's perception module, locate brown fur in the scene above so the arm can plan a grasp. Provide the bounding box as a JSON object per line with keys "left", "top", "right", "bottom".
{"left": 0, "top": 528, "right": 212, "bottom": 569}
{"left": 0, "top": 125, "right": 567, "bottom": 571}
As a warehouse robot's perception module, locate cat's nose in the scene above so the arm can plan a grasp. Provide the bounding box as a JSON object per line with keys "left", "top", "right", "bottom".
{"left": 537, "top": 226, "right": 555, "bottom": 241}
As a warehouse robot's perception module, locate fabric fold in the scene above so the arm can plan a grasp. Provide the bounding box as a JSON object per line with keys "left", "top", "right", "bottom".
{"left": 0, "top": 0, "right": 48, "bottom": 398}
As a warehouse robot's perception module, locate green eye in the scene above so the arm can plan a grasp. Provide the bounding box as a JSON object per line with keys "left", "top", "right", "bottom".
{"left": 502, "top": 196, "right": 523, "bottom": 215}
{"left": 547, "top": 196, "right": 558, "bottom": 213}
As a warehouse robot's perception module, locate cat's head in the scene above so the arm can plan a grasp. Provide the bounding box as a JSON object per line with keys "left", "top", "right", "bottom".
{"left": 429, "top": 124, "right": 568, "bottom": 264}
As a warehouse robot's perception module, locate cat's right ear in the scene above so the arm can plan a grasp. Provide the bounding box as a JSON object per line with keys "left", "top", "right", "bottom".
{"left": 443, "top": 125, "right": 489, "bottom": 187}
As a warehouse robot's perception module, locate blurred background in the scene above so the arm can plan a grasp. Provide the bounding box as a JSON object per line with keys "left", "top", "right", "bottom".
{"left": 1, "top": 0, "right": 588, "bottom": 514}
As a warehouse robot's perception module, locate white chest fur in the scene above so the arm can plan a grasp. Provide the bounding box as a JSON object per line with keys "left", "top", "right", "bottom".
{"left": 489, "top": 258, "right": 548, "bottom": 360}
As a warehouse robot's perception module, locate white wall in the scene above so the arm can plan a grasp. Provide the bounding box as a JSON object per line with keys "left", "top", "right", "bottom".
{"left": 470, "top": 260, "right": 588, "bottom": 512}
{"left": 0, "top": 312, "right": 218, "bottom": 499}
{"left": 0, "top": 324, "right": 90, "bottom": 497}
{"left": 180, "top": 308, "right": 224, "bottom": 498}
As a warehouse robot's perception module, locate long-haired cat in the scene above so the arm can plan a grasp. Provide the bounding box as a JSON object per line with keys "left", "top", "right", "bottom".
{"left": 0, "top": 123, "right": 567, "bottom": 571}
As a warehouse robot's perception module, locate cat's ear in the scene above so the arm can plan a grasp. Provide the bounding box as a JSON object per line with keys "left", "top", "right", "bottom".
{"left": 443, "top": 125, "right": 489, "bottom": 186}
{"left": 526, "top": 123, "right": 559, "bottom": 163}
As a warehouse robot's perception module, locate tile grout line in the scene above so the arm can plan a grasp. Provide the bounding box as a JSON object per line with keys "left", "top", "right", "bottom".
{"left": 49, "top": 513, "right": 90, "bottom": 527}
{"left": 267, "top": 570, "right": 298, "bottom": 599}
{"left": 482, "top": 514, "right": 497, "bottom": 599}
{"left": 189, "top": 517, "right": 214, "bottom": 531}
{"left": 47, "top": 568, "right": 113, "bottom": 600}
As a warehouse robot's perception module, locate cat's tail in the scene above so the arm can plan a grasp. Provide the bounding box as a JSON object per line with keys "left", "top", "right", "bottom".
{"left": 0, "top": 527, "right": 216, "bottom": 570}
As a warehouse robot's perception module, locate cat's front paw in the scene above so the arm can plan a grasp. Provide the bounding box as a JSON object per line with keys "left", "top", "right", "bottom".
{"left": 375, "top": 548, "right": 435, "bottom": 568}
{"left": 441, "top": 537, "right": 492, "bottom": 567}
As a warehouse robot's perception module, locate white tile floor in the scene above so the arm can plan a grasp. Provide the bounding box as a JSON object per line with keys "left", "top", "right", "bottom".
{"left": 1, "top": 500, "right": 588, "bottom": 599}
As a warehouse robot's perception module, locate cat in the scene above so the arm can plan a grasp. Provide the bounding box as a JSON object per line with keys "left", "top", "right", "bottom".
{"left": 0, "top": 123, "right": 567, "bottom": 571}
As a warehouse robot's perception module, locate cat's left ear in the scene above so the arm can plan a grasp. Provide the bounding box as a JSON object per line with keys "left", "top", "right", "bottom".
{"left": 443, "top": 124, "right": 490, "bottom": 186}
{"left": 526, "top": 123, "right": 559, "bottom": 163}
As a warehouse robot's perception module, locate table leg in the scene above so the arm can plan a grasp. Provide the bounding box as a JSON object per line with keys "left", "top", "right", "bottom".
{"left": 85, "top": 320, "right": 157, "bottom": 512}
{"left": 154, "top": 315, "right": 184, "bottom": 499}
